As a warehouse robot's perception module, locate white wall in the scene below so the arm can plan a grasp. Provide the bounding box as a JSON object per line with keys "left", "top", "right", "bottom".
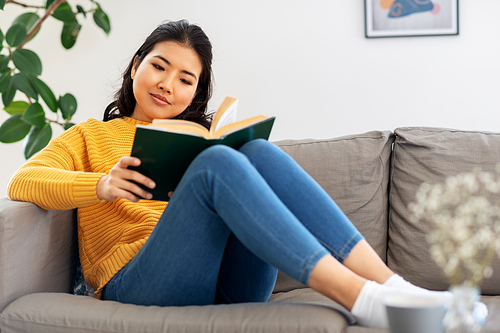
{"left": 1, "top": 0, "right": 499, "bottom": 196}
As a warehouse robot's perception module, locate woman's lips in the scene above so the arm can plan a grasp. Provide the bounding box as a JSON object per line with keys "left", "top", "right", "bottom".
{"left": 151, "top": 93, "right": 170, "bottom": 106}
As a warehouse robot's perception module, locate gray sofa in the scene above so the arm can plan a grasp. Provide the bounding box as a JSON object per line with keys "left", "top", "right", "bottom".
{"left": 1, "top": 127, "right": 500, "bottom": 333}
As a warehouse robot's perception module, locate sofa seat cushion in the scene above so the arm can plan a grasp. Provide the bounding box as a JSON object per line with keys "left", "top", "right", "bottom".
{"left": 388, "top": 127, "right": 500, "bottom": 294}
{"left": 481, "top": 296, "right": 500, "bottom": 331}
{"left": 0, "top": 292, "right": 351, "bottom": 333}
{"left": 343, "top": 327, "right": 387, "bottom": 333}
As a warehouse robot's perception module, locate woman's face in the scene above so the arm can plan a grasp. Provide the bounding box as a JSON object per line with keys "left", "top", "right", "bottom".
{"left": 130, "top": 41, "right": 203, "bottom": 122}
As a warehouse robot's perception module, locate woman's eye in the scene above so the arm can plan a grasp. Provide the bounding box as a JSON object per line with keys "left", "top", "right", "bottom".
{"left": 181, "top": 79, "right": 192, "bottom": 85}
{"left": 153, "top": 64, "right": 164, "bottom": 71}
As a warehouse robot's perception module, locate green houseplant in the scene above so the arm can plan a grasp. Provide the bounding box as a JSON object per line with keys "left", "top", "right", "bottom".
{"left": 0, "top": 0, "right": 110, "bottom": 158}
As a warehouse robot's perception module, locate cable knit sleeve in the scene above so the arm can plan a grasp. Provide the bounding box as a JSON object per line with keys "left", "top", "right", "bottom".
{"left": 8, "top": 122, "right": 106, "bottom": 210}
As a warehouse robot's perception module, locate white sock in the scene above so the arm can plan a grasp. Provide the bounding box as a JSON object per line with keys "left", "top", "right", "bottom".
{"left": 351, "top": 280, "right": 392, "bottom": 328}
{"left": 384, "top": 274, "right": 452, "bottom": 300}
{"left": 384, "top": 274, "right": 487, "bottom": 322}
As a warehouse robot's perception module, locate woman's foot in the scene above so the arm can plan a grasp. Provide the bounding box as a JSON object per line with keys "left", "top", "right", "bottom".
{"left": 351, "top": 279, "right": 452, "bottom": 328}
{"left": 383, "top": 274, "right": 452, "bottom": 300}
{"left": 384, "top": 274, "right": 488, "bottom": 324}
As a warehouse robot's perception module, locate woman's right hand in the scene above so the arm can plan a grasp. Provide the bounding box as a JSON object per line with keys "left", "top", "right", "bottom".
{"left": 96, "top": 156, "right": 156, "bottom": 202}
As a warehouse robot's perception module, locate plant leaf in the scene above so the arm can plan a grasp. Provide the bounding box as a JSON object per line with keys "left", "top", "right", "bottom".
{"left": 0, "top": 114, "right": 32, "bottom": 143}
{"left": 3, "top": 100, "right": 29, "bottom": 115}
{"left": 12, "top": 73, "right": 38, "bottom": 101}
{"left": 76, "top": 5, "right": 86, "bottom": 17}
{"left": 12, "top": 12, "right": 40, "bottom": 30}
{"left": 22, "top": 102, "right": 46, "bottom": 127}
{"left": 2, "top": 81, "right": 16, "bottom": 107}
{"left": 61, "top": 21, "right": 81, "bottom": 49}
{"left": 12, "top": 48, "right": 42, "bottom": 76}
{"left": 93, "top": 5, "right": 110, "bottom": 35}
{"left": 0, "top": 0, "right": 6, "bottom": 10}
{"left": 0, "top": 55, "right": 9, "bottom": 73}
{"left": 29, "top": 76, "right": 57, "bottom": 112}
{"left": 59, "top": 93, "right": 77, "bottom": 120}
{"left": 0, "top": 28, "right": 3, "bottom": 52}
{"left": 12, "top": 12, "right": 41, "bottom": 42}
{"left": 24, "top": 122, "right": 52, "bottom": 159}
{"left": 0, "top": 72, "right": 11, "bottom": 93}
{"left": 52, "top": 2, "right": 76, "bottom": 23}
{"left": 6, "top": 24, "right": 27, "bottom": 48}
{"left": 64, "top": 122, "right": 76, "bottom": 130}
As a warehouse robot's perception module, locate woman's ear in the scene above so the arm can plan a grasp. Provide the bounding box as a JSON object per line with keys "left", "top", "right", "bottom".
{"left": 131, "top": 56, "right": 138, "bottom": 80}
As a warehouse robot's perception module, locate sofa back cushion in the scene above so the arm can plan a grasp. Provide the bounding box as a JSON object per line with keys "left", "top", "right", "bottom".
{"left": 273, "top": 130, "right": 394, "bottom": 292}
{"left": 388, "top": 127, "right": 500, "bottom": 294}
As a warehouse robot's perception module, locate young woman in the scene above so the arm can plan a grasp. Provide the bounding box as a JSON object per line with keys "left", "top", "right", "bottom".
{"left": 8, "top": 19, "right": 447, "bottom": 328}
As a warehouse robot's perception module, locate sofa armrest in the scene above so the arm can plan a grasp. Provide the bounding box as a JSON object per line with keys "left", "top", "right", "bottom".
{"left": 0, "top": 198, "right": 77, "bottom": 312}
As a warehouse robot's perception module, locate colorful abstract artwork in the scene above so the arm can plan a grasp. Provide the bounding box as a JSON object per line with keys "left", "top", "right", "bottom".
{"left": 365, "top": 0, "right": 458, "bottom": 37}
{"left": 383, "top": 0, "right": 440, "bottom": 18}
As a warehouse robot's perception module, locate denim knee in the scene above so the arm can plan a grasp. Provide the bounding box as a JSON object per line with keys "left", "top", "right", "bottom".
{"left": 196, "top": 145, "right": 245, "bottom": 167}
{"left": 240, "top": 138, "right": 274, "bottom": 153}
{"left": 201, "top": 144, "right": 237, "bottom": 158}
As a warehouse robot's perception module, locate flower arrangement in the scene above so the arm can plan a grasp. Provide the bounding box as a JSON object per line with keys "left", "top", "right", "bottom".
{"left": 409, "top": 167, "right": 500, "bottom": 287}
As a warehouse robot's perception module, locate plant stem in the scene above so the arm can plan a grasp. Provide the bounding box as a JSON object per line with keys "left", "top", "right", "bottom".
{"left": 17, "top": 0, "right": 68, "bottom": 50}
{"left": 5, "top": 0, "right": 44, "bottom": 9}
{"left": 46, "top": 118, "right": 66, "bottom": 127}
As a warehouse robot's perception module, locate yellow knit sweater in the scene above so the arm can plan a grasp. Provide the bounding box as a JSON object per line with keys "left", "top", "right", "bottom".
{"left": 8, "top": 117, "right": 167, "bottom": 299}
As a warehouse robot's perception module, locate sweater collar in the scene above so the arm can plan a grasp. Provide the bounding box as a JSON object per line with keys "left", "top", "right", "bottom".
{"left": 121, "top": 116, "right": 152, "bottom": 127}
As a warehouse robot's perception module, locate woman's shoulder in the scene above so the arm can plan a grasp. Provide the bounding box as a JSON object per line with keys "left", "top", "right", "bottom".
{"left": 62, "top": 117, "right": 139, "bottom": 137}
{"left": 74, "top": 117, "right": 137, "bottom": 130}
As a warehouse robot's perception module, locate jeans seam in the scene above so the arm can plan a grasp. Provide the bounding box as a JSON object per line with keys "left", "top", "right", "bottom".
{"left": 299, "top": 248, "right": 328, "bottom": 285}
{"left": 338, "top": 234, "right": 358, "bottom": 262}
{"left": 318, "top": 232, "right": 363, "bottom": 263}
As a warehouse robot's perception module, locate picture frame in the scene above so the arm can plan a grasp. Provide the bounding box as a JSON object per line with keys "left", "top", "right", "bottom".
{"left": 365, "top": 0, "right": 459, "bottom": 38}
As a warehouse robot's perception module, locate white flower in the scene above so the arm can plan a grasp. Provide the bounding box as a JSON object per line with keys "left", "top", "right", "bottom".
{"left": 458, "top": 242, "right": 476, "bottom": 259}
{"left": 483, "top": 266, "right": 493, "bottom": 279}
{"left": 410, "top": 167, "right": 500, "bottom": 287}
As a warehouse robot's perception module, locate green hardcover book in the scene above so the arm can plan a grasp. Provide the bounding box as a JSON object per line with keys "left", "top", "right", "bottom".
{"left": 129, "top": 96, "right": 275, "bottom": 201}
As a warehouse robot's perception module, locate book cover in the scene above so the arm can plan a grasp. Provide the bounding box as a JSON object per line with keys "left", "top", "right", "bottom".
{"left": 129, "top": 116, "right": 275, "bottom": 201}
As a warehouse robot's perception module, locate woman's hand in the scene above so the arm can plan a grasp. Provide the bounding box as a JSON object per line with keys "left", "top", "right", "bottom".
{"left": 96, "top": 156, "right": 156, "bottom": 202}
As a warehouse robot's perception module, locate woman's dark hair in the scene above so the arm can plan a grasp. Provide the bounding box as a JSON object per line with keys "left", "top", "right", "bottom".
{"left": 103, "top": 20, "right": 213, "bottom": 129}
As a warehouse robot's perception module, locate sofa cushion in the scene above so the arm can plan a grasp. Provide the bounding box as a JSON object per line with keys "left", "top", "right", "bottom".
{"left": 388, "top": 127, "right": 500, "bottom": 295}
{"left": 0, "top": 292, "right": 351, "bottom": 333}
{"left": 274, "top": 130, "right": 394, "bottom": 292}
{"left": 0, "top": 199, "right": 77, "bottom": 312}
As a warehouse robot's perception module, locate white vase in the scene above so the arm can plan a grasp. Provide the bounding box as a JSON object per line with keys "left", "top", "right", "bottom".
{"left": 443, "top": 285, "right": 483, "bottom": 333}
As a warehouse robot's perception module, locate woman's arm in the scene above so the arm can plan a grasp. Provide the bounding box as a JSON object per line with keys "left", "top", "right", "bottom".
{"left": 9, "top": 133, "right": 157, "bottom": 210}
{"left": 7, "top": 138, "right": 106, "bottom": 211}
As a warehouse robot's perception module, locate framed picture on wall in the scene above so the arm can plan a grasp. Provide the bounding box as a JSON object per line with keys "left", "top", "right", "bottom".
{"left": 365, "top": 0, "right": 459, "bottom": 38}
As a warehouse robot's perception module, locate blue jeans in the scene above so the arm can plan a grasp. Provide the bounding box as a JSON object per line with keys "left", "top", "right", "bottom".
{"left": 102, "top": 139, "right": 363, "bottom": 306}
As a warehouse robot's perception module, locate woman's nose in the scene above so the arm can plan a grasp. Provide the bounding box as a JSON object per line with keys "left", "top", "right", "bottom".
{"left": 158, "top": 76, "right": 173, "bottom": 93}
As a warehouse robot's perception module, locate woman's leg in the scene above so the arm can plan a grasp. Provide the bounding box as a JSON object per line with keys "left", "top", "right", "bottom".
{"left": 103, "top": 144, "right": 337, "bottom": 306}
{"left": 101, "top": 143, "right": 421, "bottom": 328}
{"left": 237, "top": 139, "right": 393, "bottom": 283}
{"left": 236, "top": 140, "right": 455, "bottom": 328}
{"left": 214, "top": 233, "right": 278, "bottom": 304}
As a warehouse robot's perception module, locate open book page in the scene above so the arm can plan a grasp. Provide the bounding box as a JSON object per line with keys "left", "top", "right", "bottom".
{"left": 150, "top": 115, "right": 271, "bottom": 139}
{"left": 211, "top": 96, "right": 238, "bottom": 134}
{"left": 151, "top": 119, "right": 210, "bottom": 137}
{"left": 214, "top": 115, "right": 269, "bottom": 138}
